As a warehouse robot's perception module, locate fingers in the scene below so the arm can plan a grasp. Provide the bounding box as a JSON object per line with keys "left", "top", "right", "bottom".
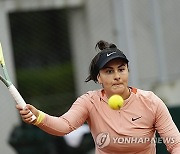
{"left": 21, "top": 109, "right": 34, "bottom": 123}
{"left": 16, "top": 104, "right": 23, "bottom": 110}
{"left": 26, "top": 104, "right": 39, "bottom": 117}
{"left": 16, "top": 104, "right": 38, "bottom": 124}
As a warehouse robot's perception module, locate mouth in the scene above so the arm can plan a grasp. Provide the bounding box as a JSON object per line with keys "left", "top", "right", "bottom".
{"left": 112, "top": 83, "right": 123, "bottom": 88}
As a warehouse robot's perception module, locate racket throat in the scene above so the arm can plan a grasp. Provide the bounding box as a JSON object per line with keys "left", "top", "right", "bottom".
{"left": 2, "top": 64, "right": 11, "bottom": 84}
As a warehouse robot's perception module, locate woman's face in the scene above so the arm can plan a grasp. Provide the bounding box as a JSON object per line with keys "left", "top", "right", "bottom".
{"left": 97, "top": 59, "right": 129, "bottom": 98}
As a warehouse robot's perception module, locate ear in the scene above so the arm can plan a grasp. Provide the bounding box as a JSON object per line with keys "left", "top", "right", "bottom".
{"left": 97, "top": 74, "right": 102, "bottom": 84}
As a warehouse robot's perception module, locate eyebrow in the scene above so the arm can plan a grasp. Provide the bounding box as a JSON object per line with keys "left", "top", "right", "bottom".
{"left": 103, "top": 64, "right": 126, "bottom": 69}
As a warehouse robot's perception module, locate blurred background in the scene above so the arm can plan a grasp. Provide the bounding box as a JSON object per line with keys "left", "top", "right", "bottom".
{"left": 0, "top": 0, "right": 180, "bottom": 153}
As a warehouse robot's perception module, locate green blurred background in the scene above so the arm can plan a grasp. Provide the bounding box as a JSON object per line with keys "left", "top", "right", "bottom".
{"left": 9, "top": 9, "right": 76, "bottom": 116}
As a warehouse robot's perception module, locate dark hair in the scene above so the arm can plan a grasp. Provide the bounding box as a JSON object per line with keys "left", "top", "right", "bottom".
{"left": 85, "top": 40, "right": 128, "bottom": 83}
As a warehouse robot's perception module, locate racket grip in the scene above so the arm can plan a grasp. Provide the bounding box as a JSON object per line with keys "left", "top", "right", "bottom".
{"left": 8, "top": 84, "right": 36, "bottom": 121}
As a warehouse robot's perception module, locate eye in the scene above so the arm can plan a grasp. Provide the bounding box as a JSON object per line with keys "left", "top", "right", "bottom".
{"left": 119, "top": 68, "right": 125, "bottom": 72}
{"left": 118, "top": 67, "right": 126, "bottom": 73}
{"left": 106, "top": 69, "right": 113, "bottom": 74}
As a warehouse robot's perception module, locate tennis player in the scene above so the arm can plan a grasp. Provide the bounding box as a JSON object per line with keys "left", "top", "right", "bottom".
{"left": 16, "top": 40, "right": 180, "bottom": 153}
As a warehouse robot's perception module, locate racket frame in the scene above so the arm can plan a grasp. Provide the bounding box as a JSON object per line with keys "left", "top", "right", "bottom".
{"left": 0, "top": 42, "right": 36, "bottom": 121}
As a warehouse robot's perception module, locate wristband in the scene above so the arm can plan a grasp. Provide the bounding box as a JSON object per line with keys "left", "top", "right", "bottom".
{"left": 33, "top": 110, "right": 45, "bottom": 125}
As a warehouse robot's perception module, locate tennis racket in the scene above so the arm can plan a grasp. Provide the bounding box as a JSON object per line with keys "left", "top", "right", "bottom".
{"left": 0, "top": 42, "right": 36, "bottom": 121}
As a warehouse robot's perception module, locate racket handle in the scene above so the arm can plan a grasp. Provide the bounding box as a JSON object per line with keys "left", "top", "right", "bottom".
{"left": 8, "top": 84, "right": 36, "bottom": 121}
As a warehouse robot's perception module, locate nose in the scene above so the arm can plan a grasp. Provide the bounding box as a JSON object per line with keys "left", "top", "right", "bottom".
{"left": 114, "top": 71, "right": 120, "bottom": 80}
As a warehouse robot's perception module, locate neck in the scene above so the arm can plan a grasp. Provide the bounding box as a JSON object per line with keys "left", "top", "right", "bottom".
{"left": 122, "top": 87, "right": 131, "bottom": 100}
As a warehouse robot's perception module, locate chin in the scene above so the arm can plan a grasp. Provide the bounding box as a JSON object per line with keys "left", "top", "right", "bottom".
{"left": 112, "top": 89, "right": 124, "bottom": 95}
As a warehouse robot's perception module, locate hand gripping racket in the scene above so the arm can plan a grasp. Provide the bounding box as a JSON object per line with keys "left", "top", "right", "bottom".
{"left": 0, "top": 42, "right": 36, "bottom": 121}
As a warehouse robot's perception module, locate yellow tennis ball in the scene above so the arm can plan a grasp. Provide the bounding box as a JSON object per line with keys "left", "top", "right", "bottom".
{"left": 108, "top": 95, "right": 124, "bottom": 110}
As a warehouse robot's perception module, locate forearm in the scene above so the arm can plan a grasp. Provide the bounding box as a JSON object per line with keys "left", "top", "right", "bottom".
{"left": 33, "top": 94, "right": 90, "bottom": 136}
{"left": 37, "top": 114, "right": 75, "bottom": 136}
{"left": 35, "top": 103, "right": 89, "bottom": 136}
